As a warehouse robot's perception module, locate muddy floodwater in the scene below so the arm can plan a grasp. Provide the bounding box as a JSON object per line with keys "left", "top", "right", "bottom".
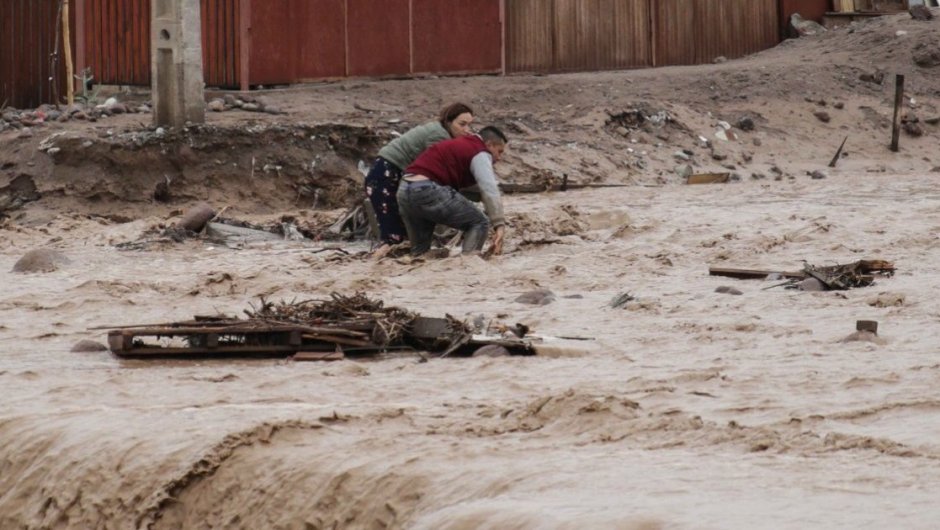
{"left": 3, "top": 174, "right": 940, "bottom": 529}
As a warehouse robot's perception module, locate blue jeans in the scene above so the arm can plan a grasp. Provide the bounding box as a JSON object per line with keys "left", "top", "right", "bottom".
{"left": 396, "top": 180, "right": 490, "bottom": 256}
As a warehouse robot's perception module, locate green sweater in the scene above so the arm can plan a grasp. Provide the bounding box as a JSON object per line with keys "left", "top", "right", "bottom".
{"left": 378, "top": 121, "right": 451, "bottom": 171}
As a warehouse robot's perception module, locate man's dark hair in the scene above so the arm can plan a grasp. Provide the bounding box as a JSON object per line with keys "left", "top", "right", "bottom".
{"left": 479, "top": 126, "right": 508, "bottom": 144}
{"left": 439, "top": 103, "right": 474, "bottom": 127}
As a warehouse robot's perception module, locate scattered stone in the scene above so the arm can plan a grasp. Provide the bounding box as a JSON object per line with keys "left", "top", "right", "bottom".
{"left": 472, "top": 344, "right": 511, "bottom": 358}
{"left": 752, "top": 137, "right": 762, "bottom": 147}
{"left": 242, "top": 103, "right": 261, "bottom": 112}
{"left": 925, "top": 116, "right": 940, "bottom": 125}
{"left": 715, "top": 286, "right": 743, "bottom": 295}
{"left": 153, "top": 178, "right": 171, "bottom": 203}
{"left": 896, "top": 30, "right": 908, "bottom": 37}
{"left": 867, "top": 292, "right": 905, "bottom": 308}
{"left": 515, "top": 289, "right": 556, "bottom": 306}
{"left": 816, "top": 99, "right": 827, "bottom": 107}
{"left": 177, "top": 202, "right": 216, "bottom": 232}
{"left": 860, "top": 71, "right": 885, "bottom": 84}
{"left": 713, "top": 56, "right": 727, "bottom": 64}
{"left": 913, "top": 39, "right": 940, "bottom": 67}
{"left": 813, "top": 111, "right": 831, "bottom": 123}
{"left": 799, "top": 278, "right": 826, "bottom": 291}
{"left": 910, "top": 5, "right": 934, "bottom": 20}
{"left": 675, "top": 164, "right": 693, "bottom": 179}
{"left": 809, "top": 170, "right": 827, "bottom": 180}
{"left": 841, "top": 330, "right": 886, "bottom": 345}
{"left": 750, "top": 172, "right": 766, "bottom": 180}
{"left": 610, "top": 292, "right": 635, "bottom": 309}
{"left": 207, "top": 98, "right": 226, "bottom": 112}
{"left": 932, "top": 166, "right": 940, "bottom": 172}
{"left": 833, "top": 102, "right": 845, "bottom": 110}
{"left": 674, "top": 151, "right": 691, "bottom": 161}
{"left": 109, "top": 103, "right": 128, "bottom": 114}
{"left": 12, "top": 249, "right": 70, "bottom": 273}
{"left": 0, "top": 174, "right": 40, "bottom": 213}
{"left": 711, "top": 151, "right": 728, "bottom": 161}
{"left": 770, "top": 165, "right": 784, "bottom": 176}
{"left": 903, "top": 121, "right": 924, "bottom": 137}
{"left": 742, "top": 152, "right": 753, "bottom": 162}
{"left": 71, "top": 340, "right": 109, "bottom": 353}
{"left": 615, "top": 126, "right": 629, "bottom": 137}
{"left": 736, "top": 116, "right": 755, "bottom": 131}
{"left": 790, "top": 14, "right": 826, "bottom": 36}
{"left": 223, "top": 94, "right": 238, "bottom": 107}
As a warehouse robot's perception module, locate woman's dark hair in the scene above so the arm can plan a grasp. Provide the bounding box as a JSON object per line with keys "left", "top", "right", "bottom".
{"left": 439, "top": 103, "right": 473, "bottom": 128}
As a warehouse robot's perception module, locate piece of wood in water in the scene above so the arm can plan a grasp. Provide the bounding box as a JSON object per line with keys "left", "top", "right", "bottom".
{"left": 687, "top": 172, "right": 730, "bottom": 185}
{"left": 709, "top": 267, "right": 805, "bottom": 280}
{"left": 206, "top": 222, "right": 282, "bottom": 241}
{"left": 293, "top": 351, "right": 345, "bottom": 362}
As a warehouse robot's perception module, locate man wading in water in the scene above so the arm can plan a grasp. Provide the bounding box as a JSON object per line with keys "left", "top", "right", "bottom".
{"left": 396, "top": 126, "right": 508, "bottom": 257}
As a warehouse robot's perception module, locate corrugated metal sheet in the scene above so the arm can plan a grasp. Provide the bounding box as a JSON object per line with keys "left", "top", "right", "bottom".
{"left": 295, "top": 0, "right": 346, "bottom": 80}
{"left": 85, "top": 0, "right": 149, "bottom": 85}
{"left": 411, "top": 0, "right": 501, "bottom": 74}
{"left": 653, "top": 0, "right": 779, "bottom": 66}
{"left": 651, "top": 0, "right": 696, "bottom": 67}
{"left": 83, "top": 0, "right": 237, "bottom": 88}
{"left": 248, "top": 0, "right": 297, "bottom": 85}
{"left": 346, "top": 0, "right": 411, "bottom": 76}
{"left": 201, "top": 0, "right": 240, "bottom": 87}
{"left": 0, "top": 0, "right": 75, "bottom": 109}
{"left": 507, "top": 0, "right": 650, "bottom": 73}
{"left": 506, "top": 0, "right": 554, "bottom": 72}
{"left": 553, "top": 0, "right": 650, "bottom": 71}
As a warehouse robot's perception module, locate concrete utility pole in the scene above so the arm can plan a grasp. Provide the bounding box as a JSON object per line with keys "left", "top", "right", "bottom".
{"left": 151, "top": 0, "right": 205, "bottom": 127}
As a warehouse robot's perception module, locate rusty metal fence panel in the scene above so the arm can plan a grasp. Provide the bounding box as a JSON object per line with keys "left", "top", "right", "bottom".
{"left": 201, "top": 0, "right": 240, "bottom": 87}
{"left": 0, "top": 0, "right": 76, "bottom": 109}
{"left": 85, "top": 0, "right": 150, "bottom": 85}
{"left": 653, "top": 0, "right": 779, "bottom": 66}
{"left": 345, "top": 0, "right": 411, "bottom": 77}
{"left": 83, "top": 0, "right": 238, "bottom": 88}
{"left": 553, "top": 0, "right": 650, "bottom": 72}
{"left": 509, "top": 0, "right": 780, "bottom": 72}
{"left": 506, "top": 0, "right": 554, "bottom": 72}
{"left": 412, "top": 0, "right": 502, "bottom": 74}
{"left": 295, "top": 0, "right": 346, "bottom": 80}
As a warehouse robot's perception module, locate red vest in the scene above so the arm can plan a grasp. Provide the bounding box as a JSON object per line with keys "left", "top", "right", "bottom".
{"left": 405, "top": 135, "right": 488, "bottom": 189}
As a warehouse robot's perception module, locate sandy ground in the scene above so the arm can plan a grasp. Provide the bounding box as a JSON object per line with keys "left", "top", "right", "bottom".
{"left": 3, "top": 11, "right": 940, "bottom": 530}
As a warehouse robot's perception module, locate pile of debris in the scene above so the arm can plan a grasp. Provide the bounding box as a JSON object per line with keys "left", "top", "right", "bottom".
{"left": 709, "top": 259, "right": 895, "bottom": 291}
{"left": 104, "top": 293, "right": 536, "bottom": 361}
{"left": 116, "top": 202, "right": 374, "bottom": 250}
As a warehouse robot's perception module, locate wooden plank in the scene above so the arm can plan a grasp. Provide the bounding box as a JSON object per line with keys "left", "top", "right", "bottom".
{"left": 891, "top": 74, "right": 904, "bottom": 152}
{"left": 293, "top": 351, "right": 345, "bottom": 362}
{"left": 709, "top": 267, "right": 805, "bottom": 280}
{"left": 113, "top": 345, "right": 300, "bottom": 356}
{"left": 687, "top": 172, "right": 730, "bottom": 185}
{"left": 301, "top": 333, "right": 374, "bottom": 347}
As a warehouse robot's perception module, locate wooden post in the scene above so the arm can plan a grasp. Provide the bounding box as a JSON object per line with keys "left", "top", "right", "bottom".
{"left": 63, "top": 0, "right": 74, "bottom": 105}
{"left": 890, "top": 74, "right": 905, "bottom": 152}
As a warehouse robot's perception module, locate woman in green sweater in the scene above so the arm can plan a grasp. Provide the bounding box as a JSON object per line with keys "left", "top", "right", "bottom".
{"left": 365, "top": 103, "right": 474, "bottom": 257}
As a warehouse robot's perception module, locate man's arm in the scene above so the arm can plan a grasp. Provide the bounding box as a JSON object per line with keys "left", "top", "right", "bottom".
{"left": 469, "top": 152, "right": 505, "bottom": 227}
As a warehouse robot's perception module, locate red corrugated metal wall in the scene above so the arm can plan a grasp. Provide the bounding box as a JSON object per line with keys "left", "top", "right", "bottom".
{"left": 0, "top": 0, "right": 76, "bottom": 109}
{"left": 346, "top": 0, "right": 411, "bottom": 76}
{"left": 83, "top": 0, "right": 238, "bottom": 88}
{"left": 411, "top": 0, "right": 503, "bottom": 74}
{"left": 296, "top": 0, "right": 346, "bottom": 80}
